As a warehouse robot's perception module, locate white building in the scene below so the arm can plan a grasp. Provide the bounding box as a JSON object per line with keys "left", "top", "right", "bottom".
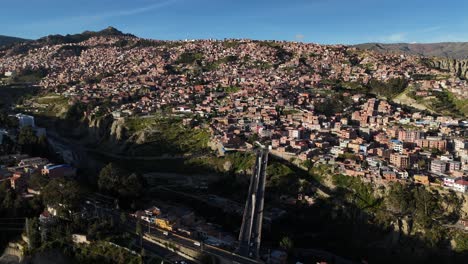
{"left": 443, "top": 176, "right": 459, "bottom": 188}
{"left": 453, "top": 180, "right": 468, "bottom": 193}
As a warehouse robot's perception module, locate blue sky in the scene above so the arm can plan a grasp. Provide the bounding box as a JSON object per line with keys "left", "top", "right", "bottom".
{"left": 2, "top": 0, "right": 468, "bottom": 44}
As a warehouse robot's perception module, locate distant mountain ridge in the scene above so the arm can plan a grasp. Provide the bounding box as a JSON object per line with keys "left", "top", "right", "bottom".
{"left": 37, "top": 26, "right": 134, "bottom": 45}
{"left": 0, "top": 35, "right": 30, "bottom": 47}
{"left": 0, "top": 27, "right": 134, "bottom": 57}
{"left": 354, "top": 42, "right": 468, "bottom": 59}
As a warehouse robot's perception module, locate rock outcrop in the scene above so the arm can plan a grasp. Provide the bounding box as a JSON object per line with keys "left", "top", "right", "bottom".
{"left": 427, "top": 58, "right": 468, "bottom": 80}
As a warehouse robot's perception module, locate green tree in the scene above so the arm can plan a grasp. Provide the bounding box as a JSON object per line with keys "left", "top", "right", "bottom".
{"left": 387, "top": 182, "right": 414, "bottom": 215}
{"left": 98, "top": 163, "right": 144, "bottom": 202}
{"left": 65, "top": 102, "right": 86, "bottom": 120}
{"left": 42, "top": 178, "right": 82, "bottom": 218}
{"left": 413, "top": 187, "right": 440, "bottom": 228}
{"left": 454, "top": 232, "right": 468, "bottom": 252}
{"left": 18, "top": 126, "right": 37, "bottom": 154}
{"left": 279, "top": 236, "right": 294, "bottom": 254}
{"left": 417, "top": 159, "right": 427, "bottom": 170}
{"left": 25, "top": 217, "right": 41, "bottom": 250}
{"left": 29, "top": 172, "right": 49, "bottom": 190}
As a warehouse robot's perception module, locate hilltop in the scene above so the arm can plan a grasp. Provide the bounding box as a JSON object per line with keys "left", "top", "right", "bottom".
{"left": 36, "top": 26, "right": 133, "bottom": 45}
{"left": 355, "top": 42, "right": 468, "bottom": 59}
{"left": 0, "top": 35, "right": 30, "bottom": 47}
{"left": 1, "top": 27, "right": 467, "bottom": 118}
{"left": 0, "top": 27, "right": 133, "bottom": 56}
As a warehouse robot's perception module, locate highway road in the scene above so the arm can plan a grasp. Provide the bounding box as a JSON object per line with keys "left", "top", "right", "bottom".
{"left": 85, "top": 194, "right": 262, "bottom": 264}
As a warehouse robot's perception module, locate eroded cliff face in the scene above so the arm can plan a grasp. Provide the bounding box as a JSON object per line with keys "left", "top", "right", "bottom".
{"left": 427, "top": 58, "right": 468, "bottom": 80}
{"left": 56, "top": 114, "right": 129, "bottom": 151}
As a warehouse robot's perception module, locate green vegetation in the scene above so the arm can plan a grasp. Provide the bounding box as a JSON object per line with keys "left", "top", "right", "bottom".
{"left": 65, "top": 101, "right": 88, "bottom": 120}
{"left": 332, "top": 174, "right": 382, "bottom": 212}
{"left": 124, "top": 116, "right": 210, "bottom": 156}
{"left": 18, "top": 126, "right": 50, "bottom": 157}
{"left": 282, "top": 109, "right": 300, "bottom": 115}
{"left": 10, "top": 67, "right": 48, "bottom": 83}
{"left": 406, "top": 88, "right": 468, "bottom": 117}
{"left": 431, "top": 91, "right": 463, "bottom": 117}
{"left": 35, "top": 94, "right": 69, "bottom": 105}
{"left": 222, "top": 86, "right": 240, "bottom": 94}
{"left": 202, "top": 55, "right": 239, "bottom": 71}
{"left": 314, "top": 94, "right": 353, "bottom": 116}
{"left": 34, "top": 221, "right": 143, "bottom": 264}
{"left": 279, "top": 236, "right": 294, "bottom": 254}
{"left": 42, "top": 177, "right": 82, "bottom": 219}
{"left": 339, "top": 80, "right": 367, "bottom": 92}
{"left": 322, "top": 78, "right": 408, "bottom": 100}
{"left": 368, "top": 78, "right": 408, "bottom": 99}
{"left": 23, "top": 94, "right": 70, "bottom": 118}
{"left": 412, "top": 74, "right": 437, "bottom": 80}
{"left": 187, "top": 152, "right": 255, "bottom": 174}
{"left": 222, "top": 41, "right": 242, "bottom": 48}
{"left": 0, "top": 181, "right": 43, "bottom": 252}
{"left": 176, "top": 52, "right": 204, "bottom": 64}
{"left": 268, "top": 170, "right": 468, "bottom": 263}
{"left": 447, "top": 91, "right": 468, "bottom": 117}
{"left": 73, "top": 241, "right": 143, "bottom": 264}
{"left": 385, "top": 183, "right": 462, "bottom": 228}
{"left": 124, "top": 116, "right": 159, "bottom": 133}
{"left": 267, "top": 162, "right": 299, "bottom": 194}
{"left": 454, "top": 232, "right": 468, "bottom": 252}
{"left": 25, "top": 217, "right": 41, "bottom": 249}
{"left": 98, "top": 163, "right": 145, "bottom": 208}
{"left": 220, "top": 55, "right": 238, "bottom": 64}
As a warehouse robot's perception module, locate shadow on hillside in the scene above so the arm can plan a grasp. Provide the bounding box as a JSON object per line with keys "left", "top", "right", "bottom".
{"left": 262, "top": 184, "right": 468, "bottom": 264}
{"left": 30, "top": 114, "right": 468, "bottom": 264}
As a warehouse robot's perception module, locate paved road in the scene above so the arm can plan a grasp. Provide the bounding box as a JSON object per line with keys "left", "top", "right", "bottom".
{"left": 83, "top": 197, "right": 194, "bottom": 264}
{"left": 85, "top": 196, "right": 261, "bottom": 264}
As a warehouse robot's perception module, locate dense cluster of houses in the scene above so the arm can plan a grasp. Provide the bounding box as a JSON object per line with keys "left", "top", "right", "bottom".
{"left": 1, "top": 36, "right": 468, "bottom": 195}
{"left": 1, "top": 36, "right": 467, "bottom": 118}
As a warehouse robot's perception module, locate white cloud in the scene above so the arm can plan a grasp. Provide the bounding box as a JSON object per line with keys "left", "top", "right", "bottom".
{"left": 379, "top": 33, "right": 406, "bottom": 43}
{"left": 91, "top": 0, "right": 180, "bottom": 20}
